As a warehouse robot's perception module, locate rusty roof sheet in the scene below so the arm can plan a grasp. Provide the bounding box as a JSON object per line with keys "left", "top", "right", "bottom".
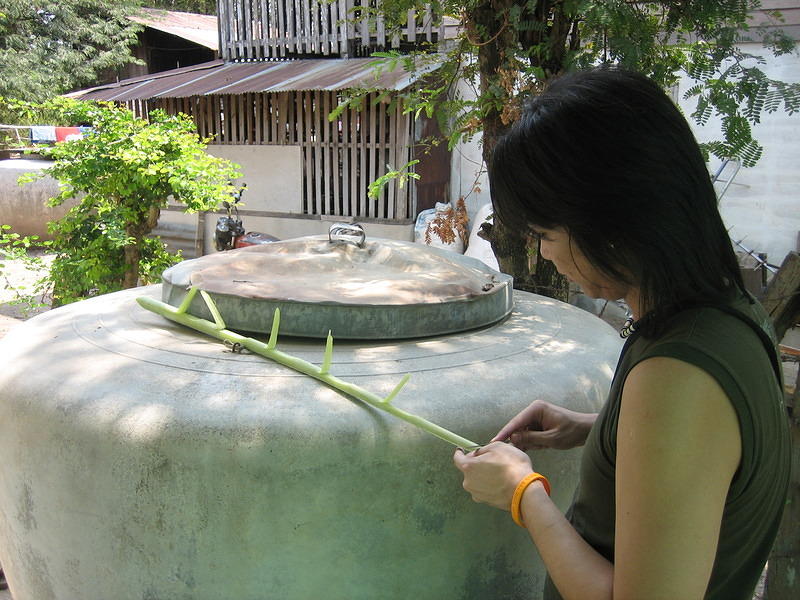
{"left": 68, "top": 57, "right": 440, "bottom": 101}
{"left": 129, "top": 8, "right": 219, "bottom": 50}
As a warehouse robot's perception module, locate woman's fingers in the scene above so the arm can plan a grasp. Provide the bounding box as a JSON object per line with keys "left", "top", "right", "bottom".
{"left": 452, "top": 442, "right": 535, "bottom": 509}
{"left": 509, "top": 429, "right": 552, "bottom": 450}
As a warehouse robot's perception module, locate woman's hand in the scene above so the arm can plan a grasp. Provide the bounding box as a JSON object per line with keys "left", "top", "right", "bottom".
{"left": 492, "top": 400, "right": 596, "bottom": 450}
{"left": 453, "top": 442, "right": 534, "bottom": 510}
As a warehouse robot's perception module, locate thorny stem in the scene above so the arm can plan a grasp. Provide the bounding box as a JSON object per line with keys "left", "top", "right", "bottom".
{"left": 200, "top": 289, "right": 226, "bottom": 329}
{"left": 136, "top": 290, "right": 481, "bottom": 451}
{"left": 320, "top": 331, "right": 333, "bottom": 375}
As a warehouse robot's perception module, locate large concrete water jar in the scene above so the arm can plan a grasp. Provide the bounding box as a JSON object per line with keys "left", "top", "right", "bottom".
{"left": 0, "top": 159, "right": 75, "bottom": 239}
{"left": 0, "top": 234, "right": 622, "bottom": 600}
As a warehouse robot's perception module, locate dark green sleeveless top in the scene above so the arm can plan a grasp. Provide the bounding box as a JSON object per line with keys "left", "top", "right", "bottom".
{"left": 544, "top": 294, "right": 791, "bottom": 599}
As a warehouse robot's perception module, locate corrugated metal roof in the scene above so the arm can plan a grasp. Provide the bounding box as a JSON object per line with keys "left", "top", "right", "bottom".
{"left": 129, "top": 8, "right": 219, "bottom": 50}
{"left": 68, "top": 57, "right": 441, "bottom": 101}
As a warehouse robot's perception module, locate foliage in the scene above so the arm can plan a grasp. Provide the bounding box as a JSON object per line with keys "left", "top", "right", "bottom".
{"left": 42, "top": 210, "right": 182, "bottom": 305}
{"left": 367, "top": 159, "right": 420, "bottom": 199}
{"left": 0, "top": 226, "right": 52, "bottom": 313}
{"left": 0, "top": 0, "right": 143, "bottom": 105}
{"left": 14, "top": 98, "right": 241, "bottom": 305}
{"left": 148, "top": 0, "right": 217, "bottom": 14}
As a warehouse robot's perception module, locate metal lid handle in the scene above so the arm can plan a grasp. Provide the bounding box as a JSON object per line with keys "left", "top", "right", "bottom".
{"left": 328, "top": 222, "right": 366, "bottom": 248}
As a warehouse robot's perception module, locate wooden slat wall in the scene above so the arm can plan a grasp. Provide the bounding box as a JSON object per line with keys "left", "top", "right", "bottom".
{"left": 146, "top": 91, "right": 413, "bottom": 221}
{"left": 218, "top": 0, "right": 445, "bottom": 60}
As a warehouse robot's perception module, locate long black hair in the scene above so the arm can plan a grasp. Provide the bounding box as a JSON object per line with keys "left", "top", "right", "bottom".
{"left": 489, "top": 66, "right": 745, "bottom": 322}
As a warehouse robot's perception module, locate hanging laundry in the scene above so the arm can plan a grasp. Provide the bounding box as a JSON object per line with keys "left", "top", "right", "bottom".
{"left": 55, "top": 127, "right": 82, "bottom": 142}
{"left": 30, "top": 126, "right": 56, "bottom": 143}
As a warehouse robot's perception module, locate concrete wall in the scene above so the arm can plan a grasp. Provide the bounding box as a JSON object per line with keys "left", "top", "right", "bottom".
{"left": 206, "top": 144, "right": 303, "bottom": 214}
{"left": 676, "top": 42, "right": 800, "bottom": 264}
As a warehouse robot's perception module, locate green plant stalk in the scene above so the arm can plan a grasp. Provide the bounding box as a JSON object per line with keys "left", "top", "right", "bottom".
{"left": 136, "top": 290, "right": 481, "bottom": 451}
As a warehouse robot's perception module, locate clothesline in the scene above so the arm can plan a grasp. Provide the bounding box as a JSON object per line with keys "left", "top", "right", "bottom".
{"left": 0, "top": 124, "right": 92, "bottom": 147}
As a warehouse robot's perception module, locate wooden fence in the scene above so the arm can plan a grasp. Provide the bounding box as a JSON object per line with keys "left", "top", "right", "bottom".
{"left": 218, "top": 0, "right": 443, "bottom": 59}
{"left": 149, "top": 91, "right": 414, "bottom": 221}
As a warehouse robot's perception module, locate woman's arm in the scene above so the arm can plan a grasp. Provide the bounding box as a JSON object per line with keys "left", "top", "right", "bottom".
{"left": 455, "top": 356, "right": 741, "bottom": 600}
{"left": 610, "top": 356, "right": 741, "bottom": 599}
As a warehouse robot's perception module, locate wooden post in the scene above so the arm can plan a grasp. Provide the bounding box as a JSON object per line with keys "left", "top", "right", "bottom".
{"left": 763, "top": 252, "right": 800, "bottom": 341}
{"left": 260, "top": 0, "right": 270, "bottom": 56}
{"left": 406, "top": 8, "right": 416, "bottom": 43}
{"left": 764, "top": 251, "right": 800, "bottom": 600}
{"left": 196, "top": 212, "right": 206, "bottom": 257}
{"left": 287, "top": 0, "right": 297, "bottom": 54}
{"left": 320, "top": 0, "right": 329, "bottom": 55}
{"left": 765, "top": 380, "right": 799, "bottom": 600}
{"left": 367, "top": 92, "right": 377, "bottom": 218}
{"left": 313, "top": 90, "right": 323, "bottom": 214}
{"left": 376, "top": 0, "right": 386, "bottom": 48}
{"left": 242, "top": 0, "right": 253, "bottom": 58}
{"left": 423, "top": 4, "right": 433, "bottom": 42}
{"left": 276, "top": 0, "right": 286, "bottom": 56}
{"left": 255, "top": 92, "right": 263, "bottom": 144}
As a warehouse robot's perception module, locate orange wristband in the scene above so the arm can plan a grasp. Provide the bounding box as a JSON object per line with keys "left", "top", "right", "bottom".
{"left": 510, "top": 472, "right": 551, "bottom": 528}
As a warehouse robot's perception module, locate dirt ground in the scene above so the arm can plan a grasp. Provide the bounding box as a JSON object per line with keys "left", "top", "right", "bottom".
{"left": 0, "top": 248, "right": 53, "bottom": 339}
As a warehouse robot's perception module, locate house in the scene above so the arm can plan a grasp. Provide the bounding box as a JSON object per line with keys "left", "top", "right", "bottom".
{"left": 123, "top": 8, "right": 219, "bottom": 77}
{"left": 70, "top": 1, "right": 452, "bottom": 254}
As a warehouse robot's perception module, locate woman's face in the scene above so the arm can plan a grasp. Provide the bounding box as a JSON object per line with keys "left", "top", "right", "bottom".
{"left": 533, "top": 226, "right": 630, "bottom": 302}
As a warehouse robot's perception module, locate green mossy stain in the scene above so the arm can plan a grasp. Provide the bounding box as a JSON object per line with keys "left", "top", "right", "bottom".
{"left": 461, "top": 548, "right": 533, "bottom": 600}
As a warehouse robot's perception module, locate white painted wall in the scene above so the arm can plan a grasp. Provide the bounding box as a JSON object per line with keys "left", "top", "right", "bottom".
{"left": 206, "top": 144, "right": 303, "bottom": 214}
{"left": 676, "top": 42, "right": 800, "bottom": 265}
{"left": 449, "top": 78, "right": 493, "bottom": 223}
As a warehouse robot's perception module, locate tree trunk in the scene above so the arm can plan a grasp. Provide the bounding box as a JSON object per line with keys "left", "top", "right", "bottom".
{"left": 122, "top": 204, "right": 161, "bottom": 289}
{"left": 468, "top": 0, "right": 569, "bottom": 302}
{"left": 478, "top": 219, "right": 538, "bottom": 292}
{"left": 122, "top": 243, "right": 141, "bottom": 289}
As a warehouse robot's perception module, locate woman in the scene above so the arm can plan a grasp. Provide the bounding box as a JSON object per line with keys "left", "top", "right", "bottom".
{"left": 453, "top": 67, "right": 790, "bottom": 600}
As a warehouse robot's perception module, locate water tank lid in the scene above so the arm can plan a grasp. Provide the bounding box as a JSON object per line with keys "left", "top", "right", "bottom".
{"left": 161, "top": 234, "right": 513, "bottom": 339}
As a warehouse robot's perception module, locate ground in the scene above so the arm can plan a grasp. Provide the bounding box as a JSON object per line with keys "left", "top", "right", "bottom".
{"left": 0, "top": 248, "right": 52, "bottom": 337}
